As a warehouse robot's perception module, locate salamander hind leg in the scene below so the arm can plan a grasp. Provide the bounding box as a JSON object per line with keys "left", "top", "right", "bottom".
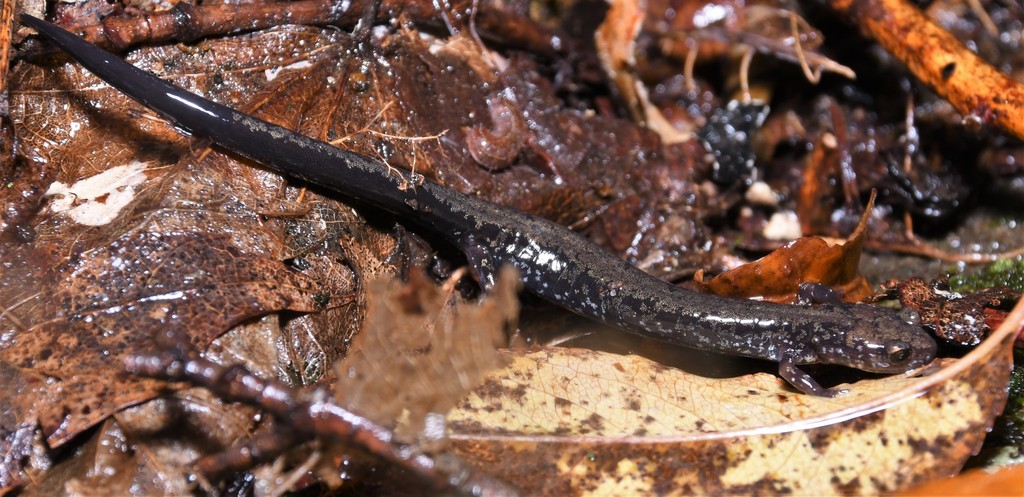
{"left": 779, "top": 355, "right": 848, "bottom": 397}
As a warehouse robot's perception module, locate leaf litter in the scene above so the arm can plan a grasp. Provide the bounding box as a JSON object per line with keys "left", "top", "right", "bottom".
{"left": 2, "top": 0, "right": 1023, "bottom": 495}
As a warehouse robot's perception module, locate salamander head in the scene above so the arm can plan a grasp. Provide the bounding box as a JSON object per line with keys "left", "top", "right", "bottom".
{"left": 813, "top": 305, "right": 937, "bottom": 373}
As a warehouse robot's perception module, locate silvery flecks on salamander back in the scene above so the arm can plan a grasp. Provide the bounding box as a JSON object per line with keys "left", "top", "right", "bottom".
{"left": 22, "top": 15, "right": 937, "bottom": 396}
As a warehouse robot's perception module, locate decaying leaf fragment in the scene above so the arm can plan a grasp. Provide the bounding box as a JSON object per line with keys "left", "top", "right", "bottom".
{"left": 446, "top": 297, "right": 1023, "bottom": 495}
{"left": 336, "top": 266, "right": 519, "bottom": 443}
{"left": 596, "top": 0, "right": 693, "bottom": 144}
{"left": 696, "top": 194, "right": 877, "bottom": 303}
{"left": 892, "top": 277, "right": 1019, "bottom": 346}
{"left": 5, "top": 4, "right": 1021, "bottom": 494}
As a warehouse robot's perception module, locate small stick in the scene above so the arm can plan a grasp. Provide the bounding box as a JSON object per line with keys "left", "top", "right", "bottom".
{"left": 19, "top": 0, "right": 559, "bottom": 59}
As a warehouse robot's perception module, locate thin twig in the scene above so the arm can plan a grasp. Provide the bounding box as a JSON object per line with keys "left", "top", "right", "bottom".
{"left": 865, "top": 239, "right": 1024, "bottom": 263}
{"left": 789, "top": 12, "right": 822, "bottom": 84}
{"left": 683, "top": 40, "right": 698, "bottom": 92}
{"left": 738, "top": 47, "right": 754, "bottom": 103}
{"left": 965, "top": 0, "right": 999, "bottom": 36}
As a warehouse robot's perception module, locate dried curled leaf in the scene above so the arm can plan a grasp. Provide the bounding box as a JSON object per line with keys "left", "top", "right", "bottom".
{"left": 697, "top": 195, "right": 876, "bottom": 302}
{"left": 446, "top": 298, "right": 1023, "bottom": 495}
{"left": 336, "top": 267, "right": 518, "bottom": 443}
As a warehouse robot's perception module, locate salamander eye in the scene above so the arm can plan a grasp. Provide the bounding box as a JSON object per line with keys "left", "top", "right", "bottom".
{"left": 886, "top": 340, "right": 911, "bottom": 364}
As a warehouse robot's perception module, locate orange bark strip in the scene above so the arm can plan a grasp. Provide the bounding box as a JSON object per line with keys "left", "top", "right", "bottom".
{"left": 0, "top": 0, "right": 13, "bottom": 92}
{"left": 829, "top": 0, "right": 1024, "bottom": 140}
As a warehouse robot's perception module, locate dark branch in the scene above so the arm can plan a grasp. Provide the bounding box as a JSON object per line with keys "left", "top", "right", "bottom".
{"left": 125, "top": 344, "right": 517, "bottom": 497}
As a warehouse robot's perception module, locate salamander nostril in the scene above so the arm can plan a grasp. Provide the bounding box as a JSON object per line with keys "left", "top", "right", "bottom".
{"left": 898, "top": 308, "right": 921, "bottom": 326}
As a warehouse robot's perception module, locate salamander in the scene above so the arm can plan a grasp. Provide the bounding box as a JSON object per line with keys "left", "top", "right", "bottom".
{"left": 21, "top": 15, "right": 937, "bottom": 396}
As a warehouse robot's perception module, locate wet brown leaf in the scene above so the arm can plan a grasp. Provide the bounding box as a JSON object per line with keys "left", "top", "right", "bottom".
{"left": 0, "top": 230, "right": 324, "bottom": 448}
{"left": 140, "top": 311, "right": 315, "bottom": 493}
{"left": 26, "top": 387, "right": 260, "bottom": 496}
{"left": 1, "top": 31, "right": 398, "bottom": 491}
{"left": 696, "top": 194, "right": 876, "bottom": 303}
{"left": 4, "top": 24, "right": 505, "bottom": 492}
{"left": 446, "top": 298, "right": 1023, "bottom": 495}
{"left": 0, "top": 361, "right": 46, "bottom": 489}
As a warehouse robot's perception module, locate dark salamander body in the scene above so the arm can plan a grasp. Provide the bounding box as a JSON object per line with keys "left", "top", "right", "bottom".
{"left": 22, "top": 15, "right": 937, "bottom": 396}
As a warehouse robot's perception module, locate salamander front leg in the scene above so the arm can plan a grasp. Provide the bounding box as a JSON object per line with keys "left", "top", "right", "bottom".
{"left": 796, "top": 282, "right": 845, "bottom": 305}
{"left": 460, "top": 235, "right": 500, "bottom": 291}
{"left": 779, "top": 355, "right": 847, "bottom": 397}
